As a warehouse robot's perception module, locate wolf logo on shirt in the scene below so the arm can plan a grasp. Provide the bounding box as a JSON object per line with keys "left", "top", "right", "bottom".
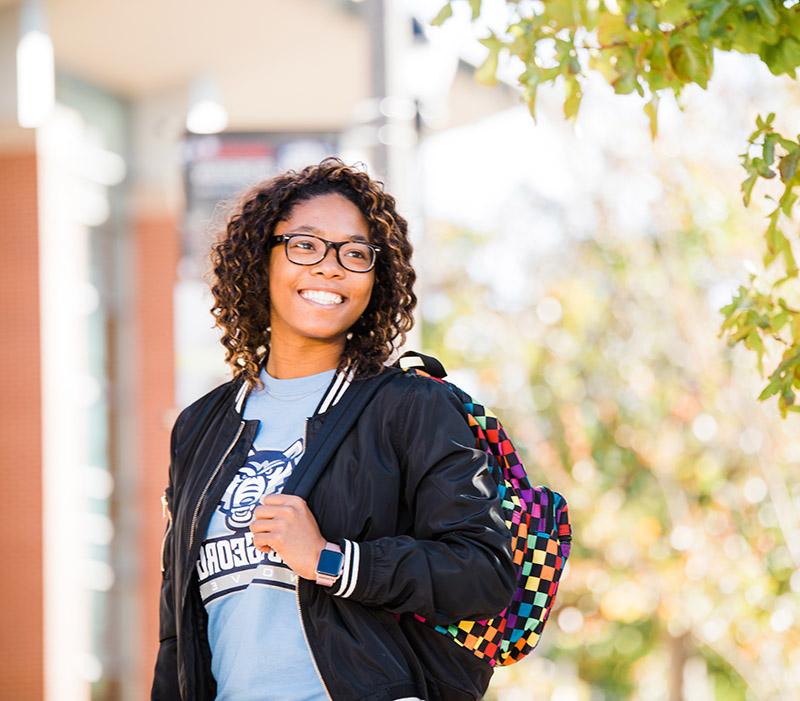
{"left": 217, "top": 439, "right": 304, "bottom": 531}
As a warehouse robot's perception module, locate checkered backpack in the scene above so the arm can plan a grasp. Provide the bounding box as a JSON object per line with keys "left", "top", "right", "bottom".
{"left": 393, "top": 351, "right": 572, "bottom": 666}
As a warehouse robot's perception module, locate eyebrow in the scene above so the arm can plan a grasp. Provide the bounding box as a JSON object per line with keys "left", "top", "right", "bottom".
{"left": 291, "top": 224, "right": 370, "bottom": 243}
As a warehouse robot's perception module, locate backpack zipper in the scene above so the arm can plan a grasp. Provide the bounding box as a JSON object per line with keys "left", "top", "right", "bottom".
{"left": 188, "top": 419, "right": 245, "bottom": 551}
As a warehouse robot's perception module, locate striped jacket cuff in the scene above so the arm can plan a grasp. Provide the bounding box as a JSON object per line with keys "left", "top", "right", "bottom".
{"left": 330, "top": 539, "right": 360, "bottom": 598}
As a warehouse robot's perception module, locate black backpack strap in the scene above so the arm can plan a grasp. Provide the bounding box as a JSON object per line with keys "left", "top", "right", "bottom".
{"left": 282, "top": 369, "right": 398, "bottom": 499}
{"left": 391, "top": 350, "right": 447, "bottom": 379}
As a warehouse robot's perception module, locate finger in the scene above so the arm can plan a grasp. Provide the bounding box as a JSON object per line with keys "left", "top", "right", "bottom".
{"left": 249, "top": 518, "right": 283, "bottom": 534}
{"left": 252, "top": 533, "right": 275, "bottom": 552}
{"left": 260, "top": 493, "right": 305, "bottom": 507}
{"left": 253, "top": 531, "right": 285, "bottom": 554}
{"left": 253, "top": 504, "right": 294, "bottom": 521}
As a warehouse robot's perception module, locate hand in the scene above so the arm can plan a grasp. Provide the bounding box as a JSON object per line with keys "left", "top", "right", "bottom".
{"left": 249, "top": 494, "right": 327, "bottom": 581}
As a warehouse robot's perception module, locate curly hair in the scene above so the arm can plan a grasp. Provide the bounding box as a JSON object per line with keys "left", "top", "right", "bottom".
{"left": 208, "top": 157, "right": 417, "bottom": 390}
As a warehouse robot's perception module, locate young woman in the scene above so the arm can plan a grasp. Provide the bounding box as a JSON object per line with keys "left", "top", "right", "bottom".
{"left": 152, "top": 158, "right": 516, "bottom": 701}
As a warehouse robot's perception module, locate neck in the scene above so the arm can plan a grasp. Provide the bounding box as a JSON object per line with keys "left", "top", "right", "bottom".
{"left": 265, "top": 335, "right": 345, "bottom": 379}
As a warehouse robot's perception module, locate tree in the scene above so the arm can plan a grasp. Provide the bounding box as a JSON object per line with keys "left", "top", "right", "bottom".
{"left": 421, "top": 202, "right": 800, "bottom": 700}
{"left": 430, "top": 0, "right": 800, "bottom": 415}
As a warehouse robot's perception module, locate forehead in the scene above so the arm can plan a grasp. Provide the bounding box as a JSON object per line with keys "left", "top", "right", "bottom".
{"left": 277, "top": 193, "right": 370, "bottom": 241}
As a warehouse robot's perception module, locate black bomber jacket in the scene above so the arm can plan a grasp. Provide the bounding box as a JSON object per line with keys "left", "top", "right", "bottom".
{"left": 151, "top": 362, "right": 516, "bottom": 701}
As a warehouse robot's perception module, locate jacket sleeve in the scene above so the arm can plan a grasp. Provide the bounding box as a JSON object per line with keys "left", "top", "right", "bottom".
{"left": 328, "top": 377, "right": 516, "bottom": 627}
{"left": 151, "top": 412, "right": 184, "bottom": 701}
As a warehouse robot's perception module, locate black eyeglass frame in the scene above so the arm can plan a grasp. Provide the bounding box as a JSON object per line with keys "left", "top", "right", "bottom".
{"left": 270, "top": 233, "right": 382, "bottom": 273}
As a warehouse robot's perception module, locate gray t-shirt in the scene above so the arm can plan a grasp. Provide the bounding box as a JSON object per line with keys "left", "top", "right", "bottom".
{"left": 198, "top": 365, "right": 336, "bottom": 701}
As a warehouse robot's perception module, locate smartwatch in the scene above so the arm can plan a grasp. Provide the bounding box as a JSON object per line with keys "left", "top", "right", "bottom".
{"left": 315, "top": 542, "right": 344, "bottom": 587}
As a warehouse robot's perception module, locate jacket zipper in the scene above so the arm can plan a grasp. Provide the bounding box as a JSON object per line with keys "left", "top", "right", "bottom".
{"left": 295, "top": 584, "right": 333, "bottom": 700}
{"left": 296, "top": 415, "right": 331, "bottom": 699}
{"left": 160, "top": 492, "right": 173, "bottom": 573}
{"left": 188, "top": 420, "right": 245, "bottom": 551}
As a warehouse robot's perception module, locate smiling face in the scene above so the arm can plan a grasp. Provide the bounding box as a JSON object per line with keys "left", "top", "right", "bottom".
{"left": 268, "top": 192, "right": 376, "bottom": 356}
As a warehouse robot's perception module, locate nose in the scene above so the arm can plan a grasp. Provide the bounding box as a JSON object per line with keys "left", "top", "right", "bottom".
{"left": 311, "top": 243, "right": 346, "bottom": 276}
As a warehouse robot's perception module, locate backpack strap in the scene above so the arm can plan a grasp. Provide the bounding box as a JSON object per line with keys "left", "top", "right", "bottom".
{"left": 393, "top": 350, "right": 447, "bottom": 379}
{"left": 282, "top": 369, "right": 398, "bottom": 499}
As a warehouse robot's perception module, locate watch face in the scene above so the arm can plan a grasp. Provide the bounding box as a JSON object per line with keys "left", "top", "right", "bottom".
{"left": 317, "top": 549, "right": 344, "bottom": 577}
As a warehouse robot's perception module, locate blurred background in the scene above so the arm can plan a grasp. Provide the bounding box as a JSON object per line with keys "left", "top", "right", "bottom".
{"left": 1, "top": 0, "right": 798, "bottom": 699}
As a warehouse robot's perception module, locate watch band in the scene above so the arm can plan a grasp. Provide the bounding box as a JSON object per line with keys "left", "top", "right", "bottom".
{"left": 315, "top": 541, "right": 344, "bottom": 587}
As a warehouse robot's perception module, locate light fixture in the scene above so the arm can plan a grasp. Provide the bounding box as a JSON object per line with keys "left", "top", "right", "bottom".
{"left": 16, "top": 0, "right": 55, "bottom": 128}
{"left": 186, "top": 74, "right": 228, "bottom": 135}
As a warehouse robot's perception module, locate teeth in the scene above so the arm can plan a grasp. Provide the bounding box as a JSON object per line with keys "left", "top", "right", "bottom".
{"left": 300, "top": 290, "right": 343, "bottom": 305}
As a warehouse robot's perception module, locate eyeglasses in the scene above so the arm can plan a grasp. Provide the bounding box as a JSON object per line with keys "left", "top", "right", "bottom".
{"left": 270, "top": 233, "right": 381, "bottom": 273}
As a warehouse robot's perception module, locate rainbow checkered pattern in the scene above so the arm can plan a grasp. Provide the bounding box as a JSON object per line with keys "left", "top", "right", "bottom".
{"left": 408, "top": 370, "right": 572, "bottom": 666}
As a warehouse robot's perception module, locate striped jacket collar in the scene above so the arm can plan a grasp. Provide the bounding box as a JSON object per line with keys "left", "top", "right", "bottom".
{"left": 233, "top": 358, "right": 357, "bottom": 416}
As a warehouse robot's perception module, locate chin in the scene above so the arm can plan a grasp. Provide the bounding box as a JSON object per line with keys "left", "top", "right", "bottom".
{"left": 296, "top": 327, "right": 350, "bottom": 342}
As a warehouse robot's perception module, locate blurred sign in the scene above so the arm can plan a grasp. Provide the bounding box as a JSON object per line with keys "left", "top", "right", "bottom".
{"left": 181, "top": 131, "right": 338, "bottom": 277}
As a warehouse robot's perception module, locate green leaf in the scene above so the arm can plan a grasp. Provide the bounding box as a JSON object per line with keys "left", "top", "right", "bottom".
{"left": 784, "top": 238, "right": 798, "bottom": 276}
{"left": 779, "top": 148, "right": 800, "bottom": 183}
{"left": 761, "top": 37, "right": 800, "bottom": 79}
{"left": 766, "top": 211, "right": 780, "bottom": 255}
{"left": 649, "top": 36, "right": 670, "bottom": 73}
{"left": 759, "top": 376, "right": 782, "bottom": 400}
{"left": 701, "top": 0, "right": 731, "bottom": 35}
{"left": 646, "top": 37, "right": 676, "bottom": 90}
{"left": 478, "top": 34, "right": 504, "bottom": 52}
{"left": 431, "top": 2, "right": 452, "bottom": 26}
{"left": 774, "top": 347, "right": 800, "bottom": 375}
{"left": 771, "top": 309, "right": 790, "bottom": 332}
{"left": 729, "top": 17, "right": 777, "bottom": 53}
{"left": 753, "top": 157, "right": 776, "bottom": 179}
{"left": 469, "top": 0, "right": 481, "bottom": 21}
{"left": 745, "top": 330, "right": 765, "bottom": 373}
{"left": 753, "top": 0, "right": 779, "bottom": 25}
{"left": 779, "top": 387, "right": 796, "bottom": 417}
{"left": 637, "top": 3, "right": 658, "bottom": 31}
{"left": 613, "top": 69, "right": 639, "bottom": 95}
{"left": 780, "top": 189, "right": 798, "bottom": 217}
{"left": 509, "top": 30, "right": 534, "bottom": 62}
{"left": 658, "top": 0, "right": 690, "bottom": 25}
{"left": 668, "top": 38, "right": 713, "bottom": 89}
{"left": 756, "top": 113, "right": 775, "bottom": 130}
{"left": 764, "top": 133, "right": 778, "bottom": 166}
{"left": 742, "top": 173, "right": 758, "bottom": 206}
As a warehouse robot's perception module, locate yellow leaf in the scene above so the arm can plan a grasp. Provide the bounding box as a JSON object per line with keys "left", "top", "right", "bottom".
{"left": 597, "top": 14, "right": 628, "bottom": 47}
{"left": 564, "top": 77, "right": 583, "bottom": 120}
{"left": 476, "top": 47, "right": 499, "bottom": 85}
{"left": 431, "top": 2, "right": 452, "bottom": 26}
{"left": 644, "top": 94, "right": 659, "bottom": 139}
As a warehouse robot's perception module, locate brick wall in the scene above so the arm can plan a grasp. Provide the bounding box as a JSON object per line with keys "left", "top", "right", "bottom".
{"left": 134, "top": 213, "right": 179, "bottom": 693}
{"left": 0, "top": 151, "right": 44, "bottom": 700}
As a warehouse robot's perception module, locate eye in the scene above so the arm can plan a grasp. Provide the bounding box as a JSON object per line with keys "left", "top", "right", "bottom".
{"left": 342, "top": 243, "right": 371, "bottom": 259}
{"left": 288, "top": 236, "right": 318, "bottom": 251}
